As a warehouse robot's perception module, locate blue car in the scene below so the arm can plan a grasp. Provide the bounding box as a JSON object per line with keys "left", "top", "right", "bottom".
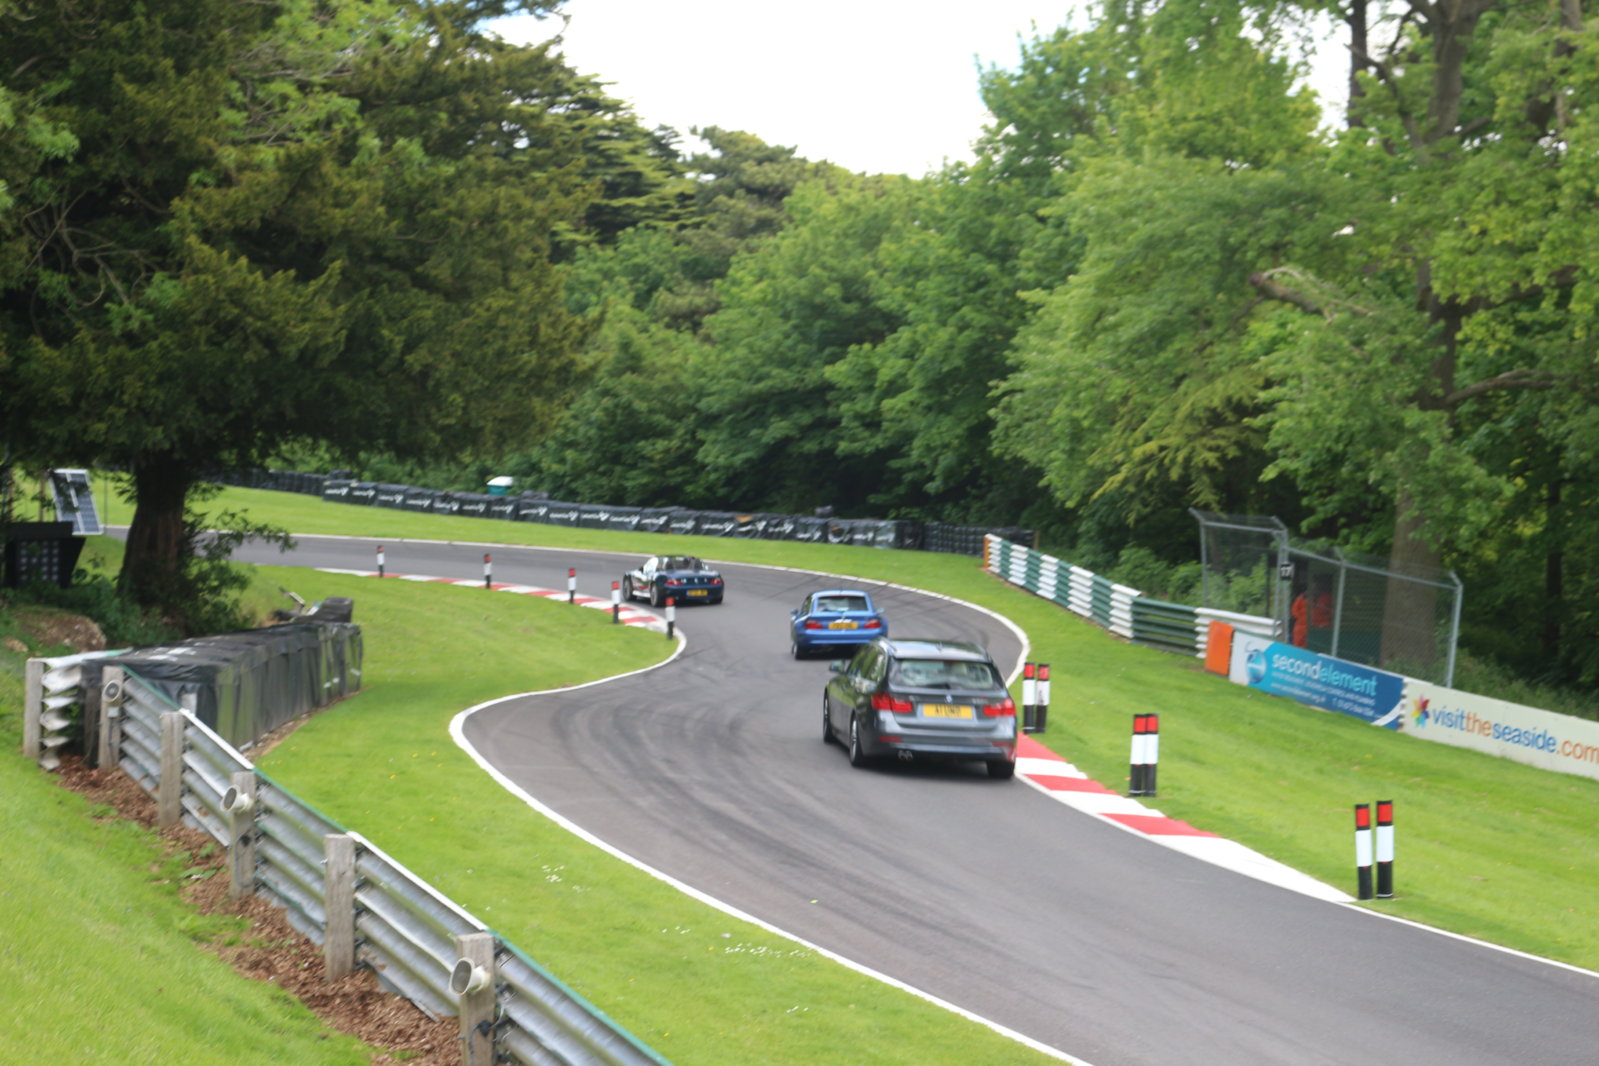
{"left": 790, "top": 589, "right": 886, "bottom": 659}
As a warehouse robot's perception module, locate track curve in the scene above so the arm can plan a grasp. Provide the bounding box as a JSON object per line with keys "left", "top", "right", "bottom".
{"left": 246, "top": 534, "right": 1599, "bottom": 1066}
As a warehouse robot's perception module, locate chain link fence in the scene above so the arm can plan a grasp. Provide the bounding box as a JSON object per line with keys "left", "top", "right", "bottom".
{"left": 1191, "top": 510, "right": 1462, "bottom": 686}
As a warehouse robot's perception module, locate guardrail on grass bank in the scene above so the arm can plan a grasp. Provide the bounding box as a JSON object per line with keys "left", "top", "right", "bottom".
{"left": 982, "top": 535, "right": 1278, "bottom": 656}
{"left": 27, "top": 657, "right": 670, "bottom": 1066}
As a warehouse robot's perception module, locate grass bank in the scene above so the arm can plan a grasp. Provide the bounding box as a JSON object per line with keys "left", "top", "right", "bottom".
{"left": 5, "top": 483, "right": 1595, "bottom": 1066}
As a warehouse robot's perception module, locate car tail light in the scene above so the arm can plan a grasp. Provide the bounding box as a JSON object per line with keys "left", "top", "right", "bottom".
{"left": 803, "top": 619, "right": 824, "bottom": 630}
{"left": 664, "top": 577, "right": 683, "bottom": 586}
{"left": 864, "top": 618, "right": 883, "bottom": 629}
{"left": 982, "top": 697, "right": 1016, "bottom": 718}
{"left": 710, "top": 577, "right": 723, "bottom": 586}
{"left": 871, "top": 693, "right": 914, "bottom": 714}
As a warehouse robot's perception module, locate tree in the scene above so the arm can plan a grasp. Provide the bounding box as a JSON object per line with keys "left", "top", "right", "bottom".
{"left": 0, "top": 0, "right": 595, "bottom": 622}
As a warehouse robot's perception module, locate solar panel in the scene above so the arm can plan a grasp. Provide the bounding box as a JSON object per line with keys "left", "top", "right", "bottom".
{"left": 49, "top": 468, "right": 102, "bottom": 536}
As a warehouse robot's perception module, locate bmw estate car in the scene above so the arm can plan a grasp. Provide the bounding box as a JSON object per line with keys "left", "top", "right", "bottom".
{"left": 822, "top": 637, "right": 1017, "bottom": 779}
{"left": 789, "top": 589, "right": 886, "bottom": 659}
{"left": 621, "top": 554, "right": 724, "bottom": 606}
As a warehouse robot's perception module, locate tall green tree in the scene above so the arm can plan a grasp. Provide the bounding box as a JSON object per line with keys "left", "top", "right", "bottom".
{"left": 0, "top": 0, "right": 595, "bottom": 621}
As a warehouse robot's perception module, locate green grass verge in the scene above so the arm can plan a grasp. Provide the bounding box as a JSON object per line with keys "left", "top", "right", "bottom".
{"left": 7, "top": 482, "right": 1597, "bottom": 1066}
{"left": 0, "top": 624, "right": 377, "bottom": 1065}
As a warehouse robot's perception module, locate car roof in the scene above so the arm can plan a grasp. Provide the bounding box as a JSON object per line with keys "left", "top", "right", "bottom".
{"left": 876, "top": 637, "right": 991, "bottom": 661}
{"left": 811, "top": 588, "right": 870, "bottom": 599}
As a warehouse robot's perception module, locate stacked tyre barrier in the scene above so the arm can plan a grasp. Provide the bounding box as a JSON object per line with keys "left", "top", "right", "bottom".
{"left": 984, "top": 534, "right": 1275, "bottom": 659}
{"left": 216, "top": 469, "right": 1035, "bottom": 558}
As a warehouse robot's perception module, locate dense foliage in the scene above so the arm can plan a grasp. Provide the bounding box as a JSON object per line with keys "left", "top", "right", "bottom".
{"left": 4, "top": 0, "right": 1598, "bottom": 693}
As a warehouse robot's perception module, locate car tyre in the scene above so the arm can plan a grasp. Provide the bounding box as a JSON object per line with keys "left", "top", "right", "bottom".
{"left": 987, "top": 759, "right": 1016, "bottom": 780}
{"left": 791, "top": 638, "right": 805, "bottom": 660}
{"left": 821, "top": 696, "right": 835, "bottom": 744}
{"left": 651, "top": 585, "right": 664, "bottom": 608}
{"left": 848, "top": 716, "right": 868, "bottom": 767}
{"left": 621, "top": 577, "right": 634, "bottom": 602}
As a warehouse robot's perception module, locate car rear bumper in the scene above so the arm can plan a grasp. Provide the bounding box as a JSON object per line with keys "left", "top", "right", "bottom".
{"left": 865, "top": 715, "right": 1016, "bottom": 761}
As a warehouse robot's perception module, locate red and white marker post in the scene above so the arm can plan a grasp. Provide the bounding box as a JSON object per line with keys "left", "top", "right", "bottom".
{"left": 482, "top": 553, "right": 492, "bottom": 589}
{"left": 1375, "top": 800, "right": 1395, "bottom": 899}
{"left": 1354, "top": 803, "right": 1374, "bottom": 900}
{"left": 666, "top": 597, "right": 676, "bottom": 639}
{"left": 567, "top": 567, "right": 577, "bottom": 604}
{"left": 611, "top": 580, "right": 620, "bottom": 623}
{"left": 1036, "top": 663, "right": 1051, "bottom": 732}
{"left": 1129, "top": 714, "right": 1159, "bottom": 796}
{"left": 1021, "top": 663, "right": 1038, "bottom": 733}
{"left": 376, "top": 545, "right": 386, "bottom": 579}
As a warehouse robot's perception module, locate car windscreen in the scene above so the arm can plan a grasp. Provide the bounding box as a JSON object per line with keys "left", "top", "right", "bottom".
{"left": 890, "top": 658, "right": 1001, "bottom": 689}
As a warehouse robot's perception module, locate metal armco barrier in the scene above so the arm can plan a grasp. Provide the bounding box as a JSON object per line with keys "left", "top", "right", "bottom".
{"left": 90, "top": 666, "right": 671, "bottom": 1066}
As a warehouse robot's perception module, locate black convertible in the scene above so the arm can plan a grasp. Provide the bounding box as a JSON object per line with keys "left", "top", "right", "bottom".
{"left": 622, "top": 554, "right": 725, "bottom": 607}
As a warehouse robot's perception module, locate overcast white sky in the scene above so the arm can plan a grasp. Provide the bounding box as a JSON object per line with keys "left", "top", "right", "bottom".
{"left": 492, "top": 3, "right": 1344, "bottom": 178}
{"left": 491, "top": 3, "right": 1095, "bottom": 176}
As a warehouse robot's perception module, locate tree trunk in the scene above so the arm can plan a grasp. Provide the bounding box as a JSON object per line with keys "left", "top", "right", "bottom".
{"left": 1380, "top": 486, "right": 1443, "bottom": 672}
{"left": 120, "top": 457, "right": 194, "bottom": 613}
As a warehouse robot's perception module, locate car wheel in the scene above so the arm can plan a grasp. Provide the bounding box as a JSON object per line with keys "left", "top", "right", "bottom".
{"left": 821, "top": 695, "right": 835, "bottom": 744}
{"left": 791, "top": 638, "right": 805, "bottom": 660}
{"left": 848, "top": 716, "right": 868, "bottom": 767}
{"left": 651, "top": 585, "right": 663, "bottom": 608}
{"left": 621, "top": 577, "right": 634, "bottom": 602}
{"left": 987, "top": 759, "right": 1016, "bottom": 780}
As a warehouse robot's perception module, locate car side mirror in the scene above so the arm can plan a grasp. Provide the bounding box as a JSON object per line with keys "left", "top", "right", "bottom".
{"left": 829, "top": 660, "right": 847, "bottom": 673}
{"left": 791, "top": 609, "right": 799, "bottom": 619}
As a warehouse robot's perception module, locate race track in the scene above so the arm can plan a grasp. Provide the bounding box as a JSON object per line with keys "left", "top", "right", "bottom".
{"left": 243, "top": 534, "right": 1599, "bottom": 1066}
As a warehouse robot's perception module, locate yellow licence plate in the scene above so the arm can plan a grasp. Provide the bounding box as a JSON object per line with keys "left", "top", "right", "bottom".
{"left": 686, "top": 589, "right": 708, "bottom": 596}
{"left": 921, "top": 704, "right": 974, "bottom": 719}
{"left": 828, "top": 620, "right": 858, "bottom": 629}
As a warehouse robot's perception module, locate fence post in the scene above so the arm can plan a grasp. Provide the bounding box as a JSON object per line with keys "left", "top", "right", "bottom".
{"left": 226, "top": 771, "right": 258, "bottom": 900}
{"left": 98, "top": 666, "right": 125, "bottom": 770}
{"left": 324, "top": 834, "right": 357, "bottom": 979}
{"left": 158, "top": 711, "right": 184, "bottom": 828}
{"left": 453, "top": 931, "right": 497, "bottom": 1065}
{"left": 22, "top": 658, "right": 44, "bottom": 761}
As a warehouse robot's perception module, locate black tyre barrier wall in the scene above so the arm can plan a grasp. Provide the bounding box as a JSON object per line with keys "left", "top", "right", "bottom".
{"left": 219, "top": 469, "right": 1032, "bottom": 557}
{"left": 83, "top": 620, "right": 363, "bottom": 753}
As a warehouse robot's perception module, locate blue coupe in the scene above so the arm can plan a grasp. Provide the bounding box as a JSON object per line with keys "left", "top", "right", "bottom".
{"left": 790, "top": 589, "right": 887, "bottom": 659}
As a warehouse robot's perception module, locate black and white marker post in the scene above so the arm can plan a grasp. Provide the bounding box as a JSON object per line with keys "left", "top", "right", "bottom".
{"left": 567, "top": 568, "right": 577, "bottom": 604}
{"left": 611, "top": 580, "right": 621, "bottom": 623}
{"left": 1036, "top": 663, "right": 1051, "bottom": 732}
{"left": 1375, "top": 800, "right": 1395, "bottom": 899}
{"left": 1129, "top": 714, "right": 1160, "bottom": 796}
{"left": 376, "top": 545, "right": 385, "bottom": 579}
{"left": 482, "top": 553, "right": 492, "bottom": 589}
{"left": 1354, "top": 803, "right": 1375, "bottom": 901}
{"left": 1021, "top": 663, "right": 1038, "bottom": 733}
{"left": 666, "top": 597, "right": 676, "bottom": 639}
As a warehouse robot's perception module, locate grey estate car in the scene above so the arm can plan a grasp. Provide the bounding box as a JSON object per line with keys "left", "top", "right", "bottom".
{"left": 822, "top": 637, "right": 1017, "bottom": 779}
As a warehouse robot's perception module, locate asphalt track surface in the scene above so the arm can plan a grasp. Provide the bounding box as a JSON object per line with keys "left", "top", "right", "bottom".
{"left": 244, "top": 534, "right": 1599, "bottom": 1066}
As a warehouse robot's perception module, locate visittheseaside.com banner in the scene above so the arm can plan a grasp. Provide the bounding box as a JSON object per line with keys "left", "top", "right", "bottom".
{"left": 1398, "top": 681, "right": 1599, "bottom": 782}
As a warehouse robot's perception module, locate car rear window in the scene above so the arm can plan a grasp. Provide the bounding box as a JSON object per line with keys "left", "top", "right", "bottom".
{"left": 891, "top": 658, "right": 1000, "bottom": 688}
{"left": 817, "top": 596, "right": 869, "bottom": 613}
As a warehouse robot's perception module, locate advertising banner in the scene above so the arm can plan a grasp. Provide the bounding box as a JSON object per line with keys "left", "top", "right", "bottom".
{"left": 1230, "top": 634, "right": 1404, "bottom": 728}
{"left": 1398, "top": 681, "right": 1599, "bottom": 781}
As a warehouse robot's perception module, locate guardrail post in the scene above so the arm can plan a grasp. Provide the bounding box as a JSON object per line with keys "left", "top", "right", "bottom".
{"left": 324, "top": 834, "right": 357, "bottom": 979}
{"left": 22, "top": 658, "right": 44, "bottom": 761}
{"left": 452, "top": 932, "right": 496, "bottom": 1064}
{"left": 226, "top": 772, "right": 258, "bottom": 900}
{"left": 158, "top": 711, "right": 184, "bottom": 828}
{"left": 97, "top": 666, "right": 125, "bottom": 770}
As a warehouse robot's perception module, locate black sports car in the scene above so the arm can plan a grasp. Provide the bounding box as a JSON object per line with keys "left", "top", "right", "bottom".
{"left": 621, "top": 554, "right": 725, "bottom": 607}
